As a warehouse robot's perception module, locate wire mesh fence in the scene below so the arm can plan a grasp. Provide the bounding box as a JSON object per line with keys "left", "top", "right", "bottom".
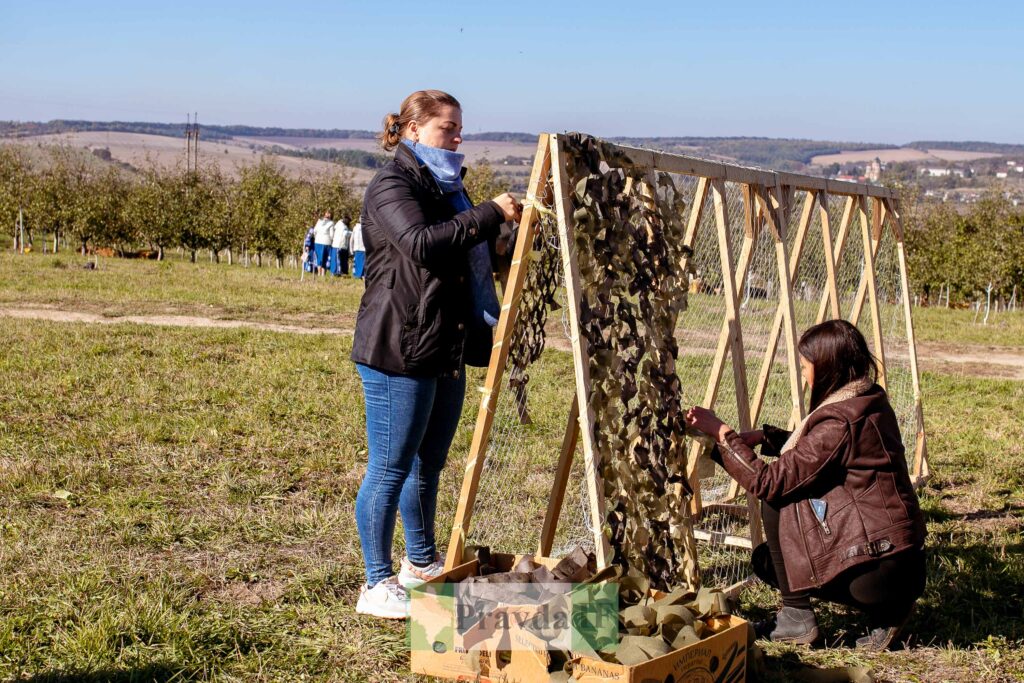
{"left": 438, "top": 135, "right": 926, "bottom": 596}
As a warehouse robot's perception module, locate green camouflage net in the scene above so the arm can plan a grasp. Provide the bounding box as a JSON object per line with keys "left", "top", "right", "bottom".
{"left": 560, "top": 133, "right": 701, "bottom": 591}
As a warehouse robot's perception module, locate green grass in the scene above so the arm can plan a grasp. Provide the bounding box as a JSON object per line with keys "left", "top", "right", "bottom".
{"left": 0, "top": 251, "right": 363, "bottom": 326}
{"left": 1, "top": 254, "right": 1022, "bottom": 681}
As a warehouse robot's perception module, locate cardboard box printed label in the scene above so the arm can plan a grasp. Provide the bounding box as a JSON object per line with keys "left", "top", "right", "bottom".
{"left": 410, "top": 580, "right": 619, "bottom": 657}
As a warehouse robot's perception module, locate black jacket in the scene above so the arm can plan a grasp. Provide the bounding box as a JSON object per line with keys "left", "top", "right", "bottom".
{"left": 350, "top": 143, "right": 506, "bottom": 378}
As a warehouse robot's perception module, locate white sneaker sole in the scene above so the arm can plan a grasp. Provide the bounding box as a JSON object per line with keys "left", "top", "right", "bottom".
{"left": 355, "top": 598, "right": 408, "bottom": 620}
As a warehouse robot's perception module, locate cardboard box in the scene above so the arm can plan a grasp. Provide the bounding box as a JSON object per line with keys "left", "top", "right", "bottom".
{"left": 410, "top": 553, "right": 748, "bottom": 683}
{"left": 570, "top": 615, "right": 748, "bottom": 683}
{"left": 409, "top": 552, "right": 566, "bottom": 683}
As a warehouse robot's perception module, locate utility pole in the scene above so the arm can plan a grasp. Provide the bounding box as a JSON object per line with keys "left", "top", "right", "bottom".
{"left": 184, "top": 113, "right": 200, "bottom": 174}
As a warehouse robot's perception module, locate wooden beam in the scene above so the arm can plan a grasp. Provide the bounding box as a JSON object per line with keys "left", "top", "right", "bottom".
{"left": 593, "top": 139, "right": 894, "bottom": 200}
{"left": 814, "top": 196, "right": 856, "bottom": 325}
{"left": 444, "top": 134, "right": 552, "bottom": 571}
{"left": 856, "top": 196, "right": 888, "bottom": 389}
{"left": 685, "top": 184, "right": 758, "bottom": 512}
{"left": 538, "top": 401, "right": 580, "bottom": 557}
{"left": 712, "top": 179, "right": 758, "bottom": 546}
{"left": 884, "top": 197, "right": 930, "bottom": 485}
{"left": 748, "top": 189, "right": 816, "bottom": 426}
{"left": 819, "top": 191, "right": 842, "bottom": 319}
{"left": 549, "top": 134, "right": 612, "bottom": 568}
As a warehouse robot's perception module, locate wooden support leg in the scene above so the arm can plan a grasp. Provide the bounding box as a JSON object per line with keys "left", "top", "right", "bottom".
{"left": 444, "top": 135, "right": 552, "bottom": 571}
{"left": 538, "top": 401, "right": 580, "bottom": 557}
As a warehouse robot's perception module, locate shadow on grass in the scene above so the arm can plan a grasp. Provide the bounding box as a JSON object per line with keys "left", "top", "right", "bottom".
{"left": 22, "top": 662, "right": 188, "bottom": 683}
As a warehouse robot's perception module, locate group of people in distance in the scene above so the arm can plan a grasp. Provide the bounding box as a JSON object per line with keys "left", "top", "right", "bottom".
{"left": 302, "top": 211, "right": 365, "bottom": 278}
{"left": 348, "top": 88, "right": 927, "bottom": 654}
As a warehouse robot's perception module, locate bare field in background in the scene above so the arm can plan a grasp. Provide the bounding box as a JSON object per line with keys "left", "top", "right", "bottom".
{"left": 812, "top": 147, "right": 1005, "bottom": 165}
{"left": 0, "top": 131, "right": 377, "bottom": 185}
{"left": 237, "top": 135, "right": 539, "bottom": 164}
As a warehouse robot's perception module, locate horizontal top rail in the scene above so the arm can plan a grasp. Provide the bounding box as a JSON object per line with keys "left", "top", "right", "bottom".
{"left": 564, "top": 136, "right": 894, "bottom": 200}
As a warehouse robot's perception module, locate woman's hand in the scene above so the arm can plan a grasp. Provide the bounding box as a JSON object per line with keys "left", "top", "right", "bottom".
{"left": 492, "top": 193, "right": 523, "bottom": 223}
{"left": 685, "top": 406, "right": 731, "bottom": 442}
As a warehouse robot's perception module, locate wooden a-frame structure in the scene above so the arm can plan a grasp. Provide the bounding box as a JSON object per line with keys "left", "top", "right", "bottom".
{"left": 444, "top": 134, "right": 929, "bottom": 590}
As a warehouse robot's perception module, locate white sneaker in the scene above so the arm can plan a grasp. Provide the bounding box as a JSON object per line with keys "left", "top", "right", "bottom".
{"left": 356, "top": 576, "right": 408, "bottom": 619}
{"left": 398, "top": 553, "right": 446, "bottom": 589}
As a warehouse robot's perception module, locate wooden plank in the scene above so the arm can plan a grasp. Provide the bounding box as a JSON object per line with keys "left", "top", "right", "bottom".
{"left": 538, "top": 401, "right": 580, "bottom": 557}
{"left": 848, "top": 200, "right": 885, "bottom": 328}
{"left": 685, "top": 184, "right": 758, "bottom": 510}
{"left": 819, "top": 191, "right": 842, "bottom": 319}
{"left": 711, "top": 179, "right": 759, "bottom": 546}
{"left": 814, "top": 196, "right": 856, "bottom": 325}
{"left": 683, "top": 177, "right": 710, "bottom": 248}
{"left": 748, "top": 189, "right": 815, "bottom": 425}
{"left": 692, "top": 528, "right": 753, "bottom": 550}
{"left": 885, "top": 197, "right": 930, "bottom": 485}
{"left": 765, "top": 183, "right": 807, "bottom": 428}
{"left": 594, "top": 139, "right": 893, "bottom": 199}
{"left": 549, "top": 134, "right": 612, "bottom": 568}
{"left": 444, "top": 134, "right": 552, "bottom": 571}
{"left": 857, "top": 196, "right": 888, "bottom": 389}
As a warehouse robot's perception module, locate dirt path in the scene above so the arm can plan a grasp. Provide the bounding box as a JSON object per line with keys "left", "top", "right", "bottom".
{"left": 3, "top": 306, "right": 1024, "bottom": 380}
{"left": 0, "top": 307, "right": 353, "bottom": 336}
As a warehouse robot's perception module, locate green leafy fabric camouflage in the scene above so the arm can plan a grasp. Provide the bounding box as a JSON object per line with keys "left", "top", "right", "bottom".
{"left": 505, "top": 193, "right": 562, "bottom": 424}
{"left": 560, "top": 133, "right": 700, "bottom": 591}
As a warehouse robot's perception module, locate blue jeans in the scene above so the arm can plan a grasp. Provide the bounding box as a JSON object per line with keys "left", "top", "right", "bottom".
{"left": 355, "top": 363, "right": 466, "bottom": 586}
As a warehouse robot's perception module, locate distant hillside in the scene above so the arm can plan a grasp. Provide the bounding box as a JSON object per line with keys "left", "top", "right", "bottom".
{"left": 3, "top": 120, "right": 1021, "bottom": 171}
{"left": 0, "top": 120, "right": 376, "bottom": 142}
{"left": 606, "top": 137, "right": 900, "bottom": 170}
{"left": 906, "top": 141, "right": 1024, "bottom": 156}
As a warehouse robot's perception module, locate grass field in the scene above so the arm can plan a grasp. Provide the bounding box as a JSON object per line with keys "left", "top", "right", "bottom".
{"left": 3, "top": 252, "right": 1024, "bottom": 348}
{"left": 1, "top": 254, "right": 1022, "bottom": 682}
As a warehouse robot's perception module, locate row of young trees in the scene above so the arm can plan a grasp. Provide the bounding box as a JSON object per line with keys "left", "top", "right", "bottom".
{"left": 0, "top": 145, "right": 361, "bottom": 265}
{"left": 903, "top": 191, "right": 1024, "bottom": 306}
{"left": 1, "top": 144, "right": 512, "bottom": 266}
{"left": 13, "top": 142, "right": 1016, "bottom": 305}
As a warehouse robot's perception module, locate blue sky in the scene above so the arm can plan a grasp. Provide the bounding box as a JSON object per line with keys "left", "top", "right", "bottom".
{"left": 2, "top": 0, "right": 1022, "bottom": 143}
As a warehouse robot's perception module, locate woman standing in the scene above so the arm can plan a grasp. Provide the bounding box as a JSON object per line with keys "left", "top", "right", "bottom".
{"left": 686, "top": 320, "right": 926, "bottom": 650}
{"left": 350, "top": 90, "right": 521, "bottom": 618}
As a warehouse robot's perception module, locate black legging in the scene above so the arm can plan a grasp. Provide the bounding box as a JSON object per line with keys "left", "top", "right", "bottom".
{"left": 756, "top": 502, "right": 925, "bottom": 628}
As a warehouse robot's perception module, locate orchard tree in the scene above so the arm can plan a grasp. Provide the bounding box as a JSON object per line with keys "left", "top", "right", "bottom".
{"left": 237, "top": 157, "right": 289, "bottom": 266}
{"left": 34, "top": 145, "right": 89, "bottom": 253}
{"left": 0, "top": 146, "right": 34, "bottom": 249}
{"left": 125, "top": 163, "right": 182, "bottom": 260}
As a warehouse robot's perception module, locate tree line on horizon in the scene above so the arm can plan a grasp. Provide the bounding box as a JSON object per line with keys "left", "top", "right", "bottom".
{"left": 0, "top": 144, "right": 508, "bottom": 266}
{"left": 1, "top": 142, "right": 1021, "bottom": 305}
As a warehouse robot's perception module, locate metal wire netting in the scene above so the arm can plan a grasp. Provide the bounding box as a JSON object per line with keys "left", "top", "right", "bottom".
{"left": 434, "top": 140, "right": 923, "bottom": 596}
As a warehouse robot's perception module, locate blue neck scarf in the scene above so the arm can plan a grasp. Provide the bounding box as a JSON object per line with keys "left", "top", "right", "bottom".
{"left": 402, "top": 139, "right": 500, "bottom": 328}
{"left": 402, "top": 139, "right": 465, "bottom": 193}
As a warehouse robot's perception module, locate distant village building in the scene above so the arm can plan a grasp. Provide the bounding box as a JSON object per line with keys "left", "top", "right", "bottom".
{"left": 996, "top": 171, "right": 1009, "bottom": 179}
{"left": 920, "top": 167, "right": 965, "bottom": 178}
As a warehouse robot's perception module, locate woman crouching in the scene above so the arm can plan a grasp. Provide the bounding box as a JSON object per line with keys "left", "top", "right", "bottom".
{"left": 685, "top": 319, "right": 926, "bottom": 650}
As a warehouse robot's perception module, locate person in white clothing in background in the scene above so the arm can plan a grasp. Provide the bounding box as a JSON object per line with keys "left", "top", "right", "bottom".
{"left": 331, "top": 215, "right": 352, "bottom": 276}
{"left": 312, "top": 210, "right": 335, "bottom": 276}
{"left": 351, "top": 220, "right": 366, "bottom": 279}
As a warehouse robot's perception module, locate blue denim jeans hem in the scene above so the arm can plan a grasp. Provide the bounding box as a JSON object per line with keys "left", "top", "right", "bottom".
{"left": 355, "top": 363, "right": 466, "bottom": 586}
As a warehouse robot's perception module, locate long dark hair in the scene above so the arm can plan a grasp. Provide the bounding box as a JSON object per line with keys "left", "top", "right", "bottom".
{"left": 798, "top": 319, "right": 878, "bottom": 410}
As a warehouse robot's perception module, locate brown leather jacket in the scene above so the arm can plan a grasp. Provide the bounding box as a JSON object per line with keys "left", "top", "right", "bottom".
{"left": 714, "top": 384, "right": 926, "bottom": 592}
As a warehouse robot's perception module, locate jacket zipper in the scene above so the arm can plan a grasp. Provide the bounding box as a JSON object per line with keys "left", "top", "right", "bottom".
{"left": 795, "top": 503, "right": 818, "bottom": 585}
{"left": 721, "top": 442, "right": 755, "bottom": 474}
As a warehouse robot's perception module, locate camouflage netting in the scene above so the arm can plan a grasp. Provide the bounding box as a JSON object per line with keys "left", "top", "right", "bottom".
{"left": 560, "top": 133, "right": 701, "bottom": 591}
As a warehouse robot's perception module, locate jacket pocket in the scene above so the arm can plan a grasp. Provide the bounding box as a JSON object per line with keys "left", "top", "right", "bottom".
{"left": 399, "top": 304, "right": 420, "bottom": 366}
